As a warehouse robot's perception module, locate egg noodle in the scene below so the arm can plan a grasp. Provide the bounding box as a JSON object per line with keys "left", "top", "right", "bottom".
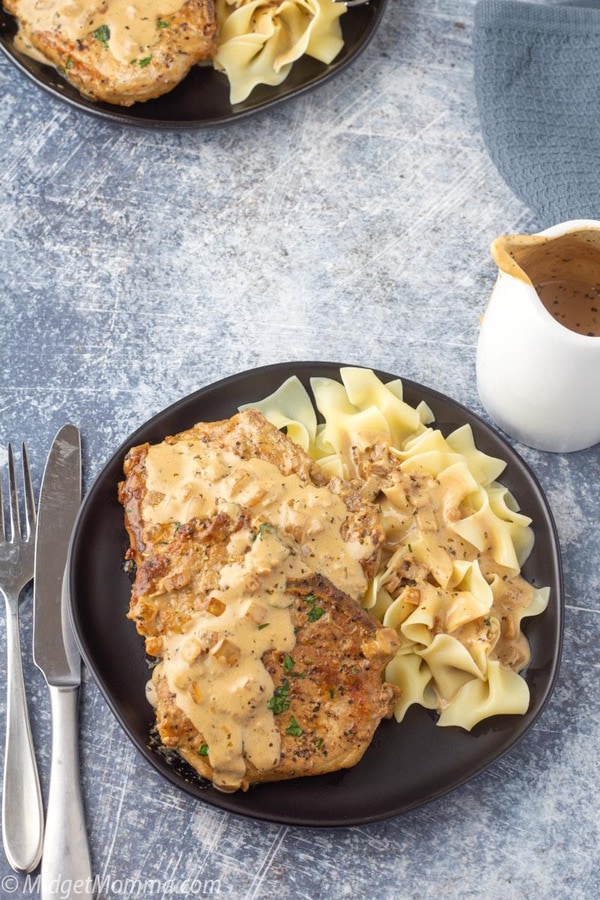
{"left": 213, "top": 0, "right": 346, "bottom": 103}
{"left": 241, "top": 368, "right": 550, "bottom": 731}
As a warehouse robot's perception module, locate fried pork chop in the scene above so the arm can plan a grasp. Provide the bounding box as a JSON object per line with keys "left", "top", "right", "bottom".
{"left": 132, "top": 510, "right": 399, "bottom": 789}
{"left": 5, "top": 0, "right": 217, "bottom": 106}
{"left": 119, "top": 408, "right": 384, "bottom": 585}
{"left": 118, "top": 410, "right": 399, "bottom": 790}
{"left": 155, "top": 569, "right": 399, "bottom": 788}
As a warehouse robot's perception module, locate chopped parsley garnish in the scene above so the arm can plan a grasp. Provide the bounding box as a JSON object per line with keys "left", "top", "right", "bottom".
{"left": 283, "top": 654, "right": 295, "bottom": 671}
{"left": 157, "top": 19, "right": 170, "bottom": 28}
{"left": 92, "top": 25, "right": 110, "bottom": 48}
{"left": 257, "top": 623, "right": 270, "bottom": 631}
{"left": 285, "top": 716, "right": 303, "bottom": 737}
{"left": 139, "top": 56, "right": 153, "bottom": 68}
{"left": 304, "top": 593, "right": 325, "bottom": 622}
{"left": 64, "top": 57, "right": 74, "bottom": 71}
{"left": 267, "top": 680, "right": 290, "bottom": 715}
{"left": 484, "top": 616, "right": 492, "bottom": 627}
{"left": 197, "top": 744, "right": 209, "bottom": 757}
{"left": 315, "top": 738, "right": 323, "bottom": 750}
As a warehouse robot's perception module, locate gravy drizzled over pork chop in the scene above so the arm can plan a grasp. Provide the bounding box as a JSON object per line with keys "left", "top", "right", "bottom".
{"left": 119, "top": 410, "right": 399, "bottom": 790}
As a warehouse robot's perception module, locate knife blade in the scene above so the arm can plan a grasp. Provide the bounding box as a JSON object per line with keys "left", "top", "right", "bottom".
{"left": 33, "top": 424, "right": 93, "bottom": 899}
{"left": 34, "top": 425, "right": 81, "bottom": 686}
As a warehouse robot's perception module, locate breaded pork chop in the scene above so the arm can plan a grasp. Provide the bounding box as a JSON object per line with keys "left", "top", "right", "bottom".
{"left": 5, "top": 0, "right": 217, "bottom": 106}
{"left": 119, "top": 408, "right": 384, "bottom": 586}
{"left": 119, "top": 411, "right": 397, "bottom": 789}
{"left": 148, "top": 537, "right": 400, "bottom": 789}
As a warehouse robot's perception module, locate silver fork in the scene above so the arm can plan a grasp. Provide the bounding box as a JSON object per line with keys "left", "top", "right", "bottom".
{"left": 0, "top": 444, "right": 44, "bottom": 872}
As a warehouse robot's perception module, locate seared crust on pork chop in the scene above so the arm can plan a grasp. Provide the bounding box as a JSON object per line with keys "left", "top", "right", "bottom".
{"left": 153, "top": 568, "right": 399, "bottom": 788}
{"left": 5, "top": 0, "right": 217, "bottom": 106}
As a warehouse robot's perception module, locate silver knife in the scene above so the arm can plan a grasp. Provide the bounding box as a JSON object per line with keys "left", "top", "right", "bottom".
{"left": 33, "top": 425, "right": 93, "bottom": 899}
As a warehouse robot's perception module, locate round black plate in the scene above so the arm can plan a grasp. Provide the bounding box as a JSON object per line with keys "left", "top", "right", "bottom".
{"left": 0, "top": 2, "right": 388, "bottom": 128}
{"left": 69, "top": 362, "right": 564, "bottom": 826}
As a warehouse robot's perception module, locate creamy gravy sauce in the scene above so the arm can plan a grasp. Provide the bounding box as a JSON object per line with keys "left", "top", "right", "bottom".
{"left": 153, "top": 528, "right": 300, "bottom": 791}
{"left": 15, "top": 0, "right": 185, "bottom": 65}
{"left": 492, "top": 230, "right": 600, "bottom": 337}
{"left": 143, "top": 437, "right": 371, "bottom": 603}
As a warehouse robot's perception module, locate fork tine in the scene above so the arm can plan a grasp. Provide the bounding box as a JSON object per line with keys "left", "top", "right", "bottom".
{"left": 21, "top": 442, "right": 36, "bottom": 539}
{"left": 7, "top": 443, "right": 20, "bottom": 541}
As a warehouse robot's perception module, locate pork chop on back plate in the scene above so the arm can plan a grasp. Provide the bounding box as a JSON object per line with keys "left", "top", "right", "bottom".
{"left": 5, "top": 0, "right": 217, "bottom": 106}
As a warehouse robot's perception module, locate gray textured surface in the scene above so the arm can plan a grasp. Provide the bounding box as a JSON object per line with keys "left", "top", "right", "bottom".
{"left": 0, "top": 1, "right": 599, "bottom": 898}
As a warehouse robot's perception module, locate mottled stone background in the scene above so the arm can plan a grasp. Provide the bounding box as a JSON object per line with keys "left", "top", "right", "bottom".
{"left": 1, "top": 1, "right": 598, "bottom": 898}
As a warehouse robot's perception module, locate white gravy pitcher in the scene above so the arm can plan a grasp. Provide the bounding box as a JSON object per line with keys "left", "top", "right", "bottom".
{"left": 476, "top": 219, "right": 600, "bottom": 452}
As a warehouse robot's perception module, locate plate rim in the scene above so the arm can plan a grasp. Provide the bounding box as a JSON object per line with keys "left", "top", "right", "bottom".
{"left": 68, "top": 360, "right": 565, "bottom": 826}
{"left": 0, "top": 1, "right": 389, "bottom": 129}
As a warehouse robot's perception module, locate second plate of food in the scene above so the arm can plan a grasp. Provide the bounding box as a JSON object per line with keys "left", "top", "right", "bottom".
{"left": 0, "top": 1, "right": 389, "bottom": 127}
{"left": 69, "top": 361, "right": 563, "bottom": 826}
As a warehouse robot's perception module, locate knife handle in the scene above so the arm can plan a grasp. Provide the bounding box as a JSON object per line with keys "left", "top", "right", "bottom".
{"left": 41, "top": 686, "right": 93, "bottom": 900}
{"left": 2, "top": 602, "right": 44, "bottom": 872}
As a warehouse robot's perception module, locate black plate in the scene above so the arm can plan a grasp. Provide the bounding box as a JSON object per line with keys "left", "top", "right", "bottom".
{"left": 69, "top": 362, "right": 564, "bottom": 826}
{"left": 0, "top": 2, "right": 388, "bottom": 128}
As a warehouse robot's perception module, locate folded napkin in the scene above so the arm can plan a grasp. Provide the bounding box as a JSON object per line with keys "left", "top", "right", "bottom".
{"left": 474, "top": 0, "right": 600, "bottom": 224}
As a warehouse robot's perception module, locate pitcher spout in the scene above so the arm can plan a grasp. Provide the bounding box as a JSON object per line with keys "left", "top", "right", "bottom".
{"left": 490, "top": 233, "right": 549, "bottom": 286}
{"left": 490, "top": 224, "right": 600, "bottom": 338}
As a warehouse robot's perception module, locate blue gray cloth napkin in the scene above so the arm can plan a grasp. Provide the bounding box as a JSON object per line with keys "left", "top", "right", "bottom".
{"left": 473, "top": 0, "right": 600, "bottom": 224}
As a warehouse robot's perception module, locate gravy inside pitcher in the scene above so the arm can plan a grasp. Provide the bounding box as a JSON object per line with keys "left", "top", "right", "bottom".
{"left": 492, "top": 229, "right": 600, "bottom": 337}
